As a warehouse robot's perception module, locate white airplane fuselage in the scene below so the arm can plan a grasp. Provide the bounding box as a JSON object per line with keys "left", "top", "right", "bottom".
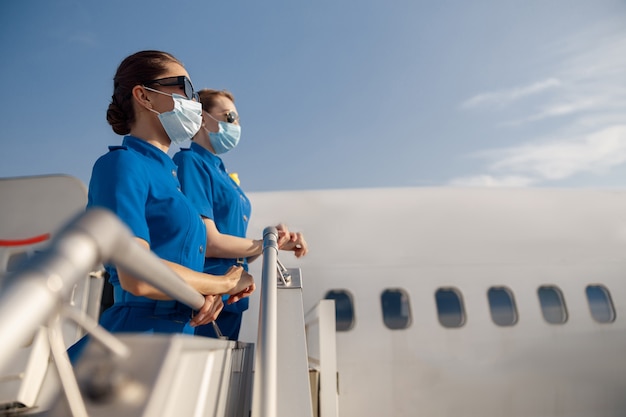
{"left": 242, "top": 187, "right": 626, "bottom": 417}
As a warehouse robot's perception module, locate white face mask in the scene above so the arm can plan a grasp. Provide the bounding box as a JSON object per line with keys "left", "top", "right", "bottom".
{"left": 145, "top": 87, "right": 202, "bottom": 144}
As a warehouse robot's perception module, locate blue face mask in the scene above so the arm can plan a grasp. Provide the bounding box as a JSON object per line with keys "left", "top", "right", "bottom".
{"left": 205, "top": 113, "right": 241, "bottom": 155}
{"left": 145, "top": 87, "right": 203, "bottom": 145}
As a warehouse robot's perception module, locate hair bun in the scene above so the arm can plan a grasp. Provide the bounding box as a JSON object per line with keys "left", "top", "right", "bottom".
{"left": 106, "top": 100, "right": 130, "bottom": 135}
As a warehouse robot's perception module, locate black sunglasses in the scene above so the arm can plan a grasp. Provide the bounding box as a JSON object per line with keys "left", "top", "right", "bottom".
{"left": 224, "top": 111, "right": 239, "bottom": 124}
{"left": 144, "top": 76, "right": 198, "bottom": 101}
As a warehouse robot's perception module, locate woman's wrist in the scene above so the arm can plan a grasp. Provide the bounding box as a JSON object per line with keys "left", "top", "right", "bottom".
{"left": 254, "top": 239, "right": 263, "bottom": 255}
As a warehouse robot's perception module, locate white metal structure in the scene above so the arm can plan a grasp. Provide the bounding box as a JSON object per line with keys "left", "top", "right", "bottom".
{"left": 0, "top": 175, "right": 102, "bottom": 412}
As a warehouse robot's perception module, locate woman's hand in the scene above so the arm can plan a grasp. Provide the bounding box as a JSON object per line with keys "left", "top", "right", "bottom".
{"left": 276, "top": 223, "right": 291, "bottom": 248}
{"left": 190, "top": 294, "right": 224, "bottom": 327}
{"left": 279, "top": 231, "right": 308, "bottom": 257}
{"left": 223, "top": 265, "right": 255, "bottom": 298}
{"left": 227, "top": 281, "right": 256, "bottom": 304}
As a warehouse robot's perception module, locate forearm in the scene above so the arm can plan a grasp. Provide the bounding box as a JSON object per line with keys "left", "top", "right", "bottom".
{"left": 117, "top": 268, "right": 173, "bottom": 300}
{"left": 118, "top": 260, "right": 233, "bottom": 299}
{"left": 205, "top": 234, "right": 262, "bottom": 258}
{"left": 204, "top": 218, "right": 263, "bottom": 258}
{"left": 117, "top": 238, "right": 234, "bottom": 299}
{"left": 164, "top": 260, "right": 234, "bottom": 295}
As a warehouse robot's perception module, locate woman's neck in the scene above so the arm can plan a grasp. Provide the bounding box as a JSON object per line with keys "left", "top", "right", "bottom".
{"left": 193, "top": 128, "right": 217, "bottom": 154}
{"left": 129, "top": 125, "right": 170, "bottom": 153}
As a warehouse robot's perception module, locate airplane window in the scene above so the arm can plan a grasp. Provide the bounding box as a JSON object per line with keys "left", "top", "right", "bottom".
{"left": 324, "top": 290, "right": 355, "bottom": 331}
{"left": 585, "top": 285, "right": 616, "bottom": 323}
{"left": 381, "top": 288, "right": 412, "bottom": 330}
{"left": 537, "top": 286, "right": 568, "bottom": 324}
{"left": 435, "top": 288, "right": 465, "bottom": 328}
{"left": 487, "top": 287, "right": 518, "bottom": 326}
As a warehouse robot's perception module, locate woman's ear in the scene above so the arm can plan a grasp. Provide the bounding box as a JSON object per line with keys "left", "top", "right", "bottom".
{"left": 132, "top": 85, "right": 152, "bottom": 110}
{"left": 201, "top": 111, "right": 209, "bottom": 127}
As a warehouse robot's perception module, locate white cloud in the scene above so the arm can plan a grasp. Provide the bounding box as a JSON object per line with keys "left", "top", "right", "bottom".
{"left": 489, "top": 125, "right": 626, "bottom": 180}
{"left": 461, "top": 24, "right": 626, "bottom": 122}
{"left": 449, "top": 125, "right": 626, "bottom": 187}
{"left": 499, "top": 96, "right": 618, "bottom": 128}
{"left": 461, "top": 78, "right": 562, "bottom": 110}
{"left": 453, "top": 23, "right": 626, "bottom": 188}
{"left": 528, "top": 97, "right": 605, "bottom": 121}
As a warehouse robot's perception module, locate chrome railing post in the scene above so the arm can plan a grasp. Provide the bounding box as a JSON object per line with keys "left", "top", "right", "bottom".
{"left": 252, "top": 226, "right": 279, "bottom": 417}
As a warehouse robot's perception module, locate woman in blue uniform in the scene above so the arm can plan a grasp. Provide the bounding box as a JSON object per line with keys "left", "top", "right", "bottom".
{"left": 89, "top": 51, "right": 255, "bottom": 336}
{"left": 173, "top": 89, "right": 307, "bottom": 340}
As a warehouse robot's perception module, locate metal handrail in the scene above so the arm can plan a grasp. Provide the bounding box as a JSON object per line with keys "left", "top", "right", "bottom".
{"left": 0, "top": 208, "right": 206, "bottom": 373}
{"left": 251, "top": 226, "right": 279, "bottom": 417}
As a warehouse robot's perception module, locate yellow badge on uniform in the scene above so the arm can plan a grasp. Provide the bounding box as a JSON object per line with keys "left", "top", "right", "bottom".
{"left": 229, "top": 172, "right": 240, "bottom": 186}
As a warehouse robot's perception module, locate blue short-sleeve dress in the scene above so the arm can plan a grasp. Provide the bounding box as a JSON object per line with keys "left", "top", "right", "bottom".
{"left": 88, "top": 136, "right": 207, "bottom": 335}
{"left": 173, "top": 142, "right": 252, "bottom": 339}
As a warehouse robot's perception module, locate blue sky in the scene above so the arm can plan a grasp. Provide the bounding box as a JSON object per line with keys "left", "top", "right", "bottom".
{"left": 1, "top": 0, "right": 625, "bottom": 191}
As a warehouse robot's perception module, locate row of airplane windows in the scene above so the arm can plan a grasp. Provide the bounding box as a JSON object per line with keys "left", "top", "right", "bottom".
{"left": 324, "top": 284, "right": 616, "bottom": 331}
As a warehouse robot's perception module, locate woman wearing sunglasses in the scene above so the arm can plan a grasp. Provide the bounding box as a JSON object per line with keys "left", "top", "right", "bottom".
{"left": 173, "top": 89, "right": 308, "bottom": 341}
{"left": 87, "top": 51, "right": 255, "bottom": 337}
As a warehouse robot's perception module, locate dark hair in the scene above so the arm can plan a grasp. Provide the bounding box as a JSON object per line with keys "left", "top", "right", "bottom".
{"left": 197, "top": 89, "right": 236, "bottom": 113}
{"left": 107, "top": 50, "right": 184, "bottom": 135}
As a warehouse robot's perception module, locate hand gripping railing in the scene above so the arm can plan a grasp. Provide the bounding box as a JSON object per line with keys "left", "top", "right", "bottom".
{"left": 251, "top": 226, "right": 279, "bottom": 417}
{"left": 0, "top": 207, "right": 206, "bottom": 379}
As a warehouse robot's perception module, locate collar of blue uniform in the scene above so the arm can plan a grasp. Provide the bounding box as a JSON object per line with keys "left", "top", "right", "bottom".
{"left": 123, "top": 135, "right": 177, "bottom": 170}
{"left": 189, "top": 141, "right": 226, "bottom": 170}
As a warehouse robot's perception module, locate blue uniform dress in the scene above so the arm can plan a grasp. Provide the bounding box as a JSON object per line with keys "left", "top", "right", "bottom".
{"left": 173, "top": 142, "right": 252, "bottom": 340}
{"left": 88, "top": 136, "right": 207, "bottom": 335}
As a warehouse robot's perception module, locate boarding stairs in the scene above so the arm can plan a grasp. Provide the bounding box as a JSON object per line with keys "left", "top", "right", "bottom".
{"left": 0, "top": 175, "right": 339, "bottom": 417}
